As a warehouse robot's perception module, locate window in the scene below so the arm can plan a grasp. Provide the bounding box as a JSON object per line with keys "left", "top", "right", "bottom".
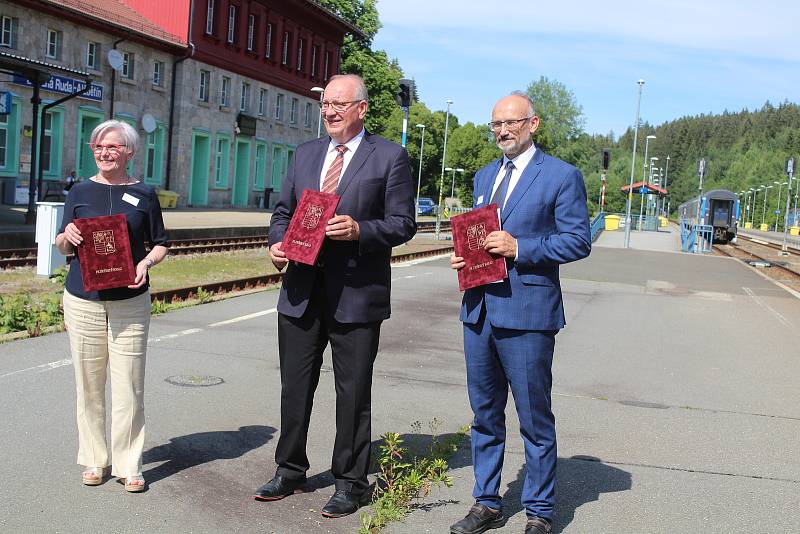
{"left": 214, "top": 135, "right": 230, "bottom": 187}
{"left": 258, "top": 88, "right": 267, "bottom": 116}
{"left": 122, "top": 52, "right": 134, "bottom": 79}
{"left": 86, "top": 42, "right": 99, "bottom": 69}
{"left": 270, "top": 145, "right": 284, "bottom": 190}
{"left": 290, "top": 98, "right": 298, "bottom": 124}
{"left": 41, "top": 113, "right": 53, "bottom": 174}
{"left": 282, "top": 31, "right": 289, "bottom": 65}
{"left": 199, "top": 70, "right": 210, "bottom": 102}
{"left": 304, "top": 102, "right": 312, "bottom": 128}
{"left": 205, "top": 0, "right": 214, "bottom": 34}
{"left": 46, "top": 29, "right": 61, "bottom": 59}
{"left": 221, "top": 76, "right": 230, "bottom": 107}
{"left": 0, "top": 113, "right": 7, "bottom": 168}
{"left": 152, "top": 61, "right": 163, "bottom": 87}
{"left": 253, "top": 142, "right": 267, "bottom": 190}
{"left": 296, "top": 39, "right": 304, "bottom": 72}
{"left": 227, "top": 5, "right": 236, "bottom": 44}
{"left": 274, "top": 93, "right": 284, "bottom": 121}
{"left": 247, "top": 14, "right": 255, "bottom": 51}
{"left": 311, "top": 45, "right": 318, "bottom": 78}
{"left": 265, "top": 23, "right": 272, "bottom": 58}
{"left": 240, "top": 82, "right": 250, "bottom": 112}
{"left": 144, "top": 126, "right": 164, "bottom": 184}
{"left": 324, "top": 51, "right": 330, "bottom": 81}
{"left": 0, "top": 16, "right": 16, "bottom": 48}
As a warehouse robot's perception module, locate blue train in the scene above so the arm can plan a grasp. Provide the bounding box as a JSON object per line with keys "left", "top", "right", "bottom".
{"left": 678, "top": 189, "right": 739, "bottom": 243}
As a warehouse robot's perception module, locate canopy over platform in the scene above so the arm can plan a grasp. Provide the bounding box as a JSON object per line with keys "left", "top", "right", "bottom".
{"left": 621, "top": 181, "right": 668, "bottom": 196}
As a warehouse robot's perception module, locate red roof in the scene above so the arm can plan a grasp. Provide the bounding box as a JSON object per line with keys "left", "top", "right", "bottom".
{"left": 44, "top": 0, "right": 187, "bottom": 46}
{"left": 621, "top": 181, "right": 668, "bottom": 195}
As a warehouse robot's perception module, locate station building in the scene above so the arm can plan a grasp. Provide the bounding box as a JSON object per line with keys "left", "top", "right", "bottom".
{"left": 0, "top": 0, "right": 358, "bottom": 208}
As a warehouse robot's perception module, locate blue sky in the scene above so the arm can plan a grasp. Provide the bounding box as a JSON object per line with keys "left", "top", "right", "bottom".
{"left": 373, "top": 0, "right": 800, "bottom": 136}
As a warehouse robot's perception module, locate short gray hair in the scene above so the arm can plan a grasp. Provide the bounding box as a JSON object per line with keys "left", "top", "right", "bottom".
{"left": 327, "top": 74, "right": 369, "bottom": 102}
{"left": 510, "top": 91, "right": 536, "bottom": 116}
{"left": 90, "top": 120, "right": 140, "bottom": 155}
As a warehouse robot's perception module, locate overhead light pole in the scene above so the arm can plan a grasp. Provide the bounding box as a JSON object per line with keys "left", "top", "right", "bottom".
{"left": 750, "top": 188, "right": 758, "bottom": 227}
{"left": 781, "top": 157, "right": 795, "bottom": 253}
{"left": 415, "top": 123, "right": 426, "bottom": 221}
{"left": 436, "top": 99, "right": 453, "bottom": 240}
{"left": 624, "top": 79, "right": 645, "bottom": 248}
{"left": 445, "top": 167, "right": 465, "bottom": 198}
{"left": 662, "top": 155, "right": 670, "bottom": 216}
{"left": 311, "top": 86, "right": 324, "bottom": 137}
{"left": 774, "top": 181, "right": 788, "bottom": 231}
{"left": 761, "top": 185, "right": 773, "bottom": 228}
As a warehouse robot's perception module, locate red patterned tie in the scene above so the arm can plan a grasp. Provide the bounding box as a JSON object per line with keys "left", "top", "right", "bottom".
{"left": 321, "top": 145, "right": 348, "bottom": 194}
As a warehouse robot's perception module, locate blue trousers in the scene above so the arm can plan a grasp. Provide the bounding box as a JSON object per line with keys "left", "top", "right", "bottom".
{"left": 463, "top": 312, "right": 557, "bottom": 520}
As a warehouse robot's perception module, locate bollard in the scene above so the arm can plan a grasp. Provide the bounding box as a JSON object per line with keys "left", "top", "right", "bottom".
{"left": 35, "top": 202, "right": 66, "bottom": 277}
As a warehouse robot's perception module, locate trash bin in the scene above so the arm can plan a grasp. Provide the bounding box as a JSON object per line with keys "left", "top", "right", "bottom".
{"left": 604, "top": 214, "right": 621, "bottom": 231}
{"left": 759, "top": 223, "right": 768, "bottom": 231}
{"left": 744, "top": 221, "right": 752, "bottom": 229}
{"left": 791, "top": 226, "right": 800, "bottom": 236}
{"left": 659, "top": 216, "right": 668, "bottom": 228}
{"left": 157, "top": 190, "right": 178, "bottom": 209}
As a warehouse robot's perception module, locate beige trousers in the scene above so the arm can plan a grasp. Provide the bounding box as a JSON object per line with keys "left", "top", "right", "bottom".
{"left": 62, "top": 290, "right": 151, "bottom": 477}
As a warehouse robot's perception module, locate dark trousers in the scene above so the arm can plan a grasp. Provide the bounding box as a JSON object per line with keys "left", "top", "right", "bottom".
{"left": 275, "top": 277, "right": 381, "bottom": 494}
{"left": 463, "top": 306, "right": 557, "bottom": 521}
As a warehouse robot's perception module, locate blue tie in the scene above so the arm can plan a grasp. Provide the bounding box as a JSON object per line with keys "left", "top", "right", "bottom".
{"left": 491, "top": 160, "right": 515, "bottom": 211}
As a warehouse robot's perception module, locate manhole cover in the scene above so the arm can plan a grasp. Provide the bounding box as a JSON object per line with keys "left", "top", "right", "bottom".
{"left": 165, "top": 375, "right": 224, "bottom": 387}
{"left": 746, "top": 260, "right": 771, "bottom": 268}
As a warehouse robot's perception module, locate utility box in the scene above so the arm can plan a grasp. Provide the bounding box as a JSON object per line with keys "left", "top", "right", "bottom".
{"left": 791, "top": 226, "right": 800, "bottom": 236}
{"left": 604, "top": 214, "right": 621, "bottom": 231}
{"left": 35, "top": 202, "right": 66, "bottom": 276}
{"left": 157, "top": 190, "right": 178, "bottom": 209}
{"left": 759, "top": 223, "right": 768, "bottom": 231}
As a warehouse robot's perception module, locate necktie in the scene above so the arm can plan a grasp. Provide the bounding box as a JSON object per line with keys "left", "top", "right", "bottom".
{"left": 321, "top": 145, "right": 348, "bottom": 194}
{"left": 491, "top": 160, "right": 515, "bottom": 210}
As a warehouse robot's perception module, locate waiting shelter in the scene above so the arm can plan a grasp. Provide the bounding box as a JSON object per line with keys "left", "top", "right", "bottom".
{"left": 621, "top": 181, "right": 668, "bottom": 232}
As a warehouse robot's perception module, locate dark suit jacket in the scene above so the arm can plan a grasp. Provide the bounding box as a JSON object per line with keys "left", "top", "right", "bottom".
{"left": 268, "top": 132, "right": 417, "bottom": 323}
{"left": 461, "top": 148, "right": 591, "bottom": 331}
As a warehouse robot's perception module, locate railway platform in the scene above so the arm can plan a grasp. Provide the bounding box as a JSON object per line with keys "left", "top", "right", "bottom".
{"left": 2, "top": 225, "right": 799, "bottom": 533}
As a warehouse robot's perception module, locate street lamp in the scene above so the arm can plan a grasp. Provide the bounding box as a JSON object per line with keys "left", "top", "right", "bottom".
{"left": 749, "top": 188, "right": 757, "bottom": 226}
{"left": 445, "top": 167, "right": 465, "bottom": 198}
{"left": 436, "top": 99, "right": 454, "bottom": 239}
{"left": 311, "top": 86, "right": 324, "bottom": 138}
{"left": 774, "top": 181, "right": 788, "bottom": 231}
{"left": 642, "top": 135, "right": 656, "bottom": 183}
{"left": 761, "top": 185, "right": 773, "bottom": 227}
{"left": 639, "top": 156, "right": 658, "bottom": 230}
{"left": 415, "top": 123, "right": 426, "bottom": 221}
{"left": 624, "top": 79, "right": 645, "bottom": 248}
{"left": 662, "top": 155, "right": 670, "bottom": 216}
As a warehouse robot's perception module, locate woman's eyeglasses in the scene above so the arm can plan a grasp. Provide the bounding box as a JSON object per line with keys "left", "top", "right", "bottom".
{"left": 89, "top": 143, "right": 126, "bottom": 155}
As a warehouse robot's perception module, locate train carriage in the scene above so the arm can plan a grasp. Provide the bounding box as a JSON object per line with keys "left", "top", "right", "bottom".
{"left": 678, "top": 189, "right": 739, "bottom": 243}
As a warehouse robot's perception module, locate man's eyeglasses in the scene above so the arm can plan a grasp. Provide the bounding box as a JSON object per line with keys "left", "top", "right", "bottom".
{"left": 488, "top": 116, "right": 533, "bottom": 132}
{"left": 319, "top": 100, "right": 362, "bottom": 112}
{"left": 89, "top": 143, "right": 126, "bottom": 155}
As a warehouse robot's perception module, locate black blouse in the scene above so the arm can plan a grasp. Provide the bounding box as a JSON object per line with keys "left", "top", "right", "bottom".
{"left": 60, "top": 180, "right": 169, "bottom": 301}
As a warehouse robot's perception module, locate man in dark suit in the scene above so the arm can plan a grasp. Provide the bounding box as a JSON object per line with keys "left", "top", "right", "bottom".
{"left": 255, "top": 74, "right": 416, "bottom": 518}
{"left": 450, "top": 92, "right": 591, "bottom": 534}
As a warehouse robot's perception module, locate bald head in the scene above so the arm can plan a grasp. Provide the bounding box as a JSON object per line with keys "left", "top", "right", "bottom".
{"left": 491, "top": 93, "right": 540, "bottom": 159}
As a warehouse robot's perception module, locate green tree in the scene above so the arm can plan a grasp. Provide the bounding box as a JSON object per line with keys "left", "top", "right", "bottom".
{"left": 525, "top": 76, "right": 585, "bottom": 156}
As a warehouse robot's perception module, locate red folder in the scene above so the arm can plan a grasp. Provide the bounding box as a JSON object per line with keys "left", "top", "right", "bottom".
{"left": 74, "top": 214, "right": 137, "bottom": 291}
{"left": 280, "top": 189, "right": 340, "bottom": 265}
{"left": 451, "top": 204, "right": 508, "bottom": 291}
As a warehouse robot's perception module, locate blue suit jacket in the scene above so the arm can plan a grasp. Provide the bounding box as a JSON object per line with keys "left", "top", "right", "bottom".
{"left": 269, "top": 132, "right": 416, "bottom": 323}
{"left": 460, "top": 148, "right": 591, "bottom": 331}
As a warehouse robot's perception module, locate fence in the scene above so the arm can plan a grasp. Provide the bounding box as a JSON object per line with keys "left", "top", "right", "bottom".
{"left": 590, "top": 212, "right": 605, "bottom": 242}
{"left": 680, "top": 220, "right": 713, "bottom": 253}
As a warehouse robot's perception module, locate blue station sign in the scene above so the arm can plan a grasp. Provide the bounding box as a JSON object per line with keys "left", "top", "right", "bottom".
{"left": 0, "top": 91, "right": 11, "bottom": 115}
{"left": 12, "top": 73, "right": 103, "bottom": 102}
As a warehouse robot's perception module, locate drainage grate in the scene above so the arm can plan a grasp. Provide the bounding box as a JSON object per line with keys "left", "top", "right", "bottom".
{"left": 746, "top": 260, "right": 771, "bottom": 268}
{"left": 165, "top": 375, "right": 224, "bottom": 387}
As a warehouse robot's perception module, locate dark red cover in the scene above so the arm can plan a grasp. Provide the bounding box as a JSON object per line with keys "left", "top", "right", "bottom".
{"left": 280, "top": 189, "right": 340, "bottom": 265}
{"left": 451, "top": 204, "right": 508, "bottom": 291}
{"left": 74, "top": 214, "right": 136, "bottom": 291}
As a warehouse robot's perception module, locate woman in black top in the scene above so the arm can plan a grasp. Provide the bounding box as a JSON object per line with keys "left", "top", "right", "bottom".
{"left": 55, "top": 120, "right": 168, "bottom": 492}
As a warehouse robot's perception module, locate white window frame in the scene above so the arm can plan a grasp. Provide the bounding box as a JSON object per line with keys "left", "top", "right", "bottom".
{"left": 324, "top": 51, "right": 330, "bottom": 81}
{"left": 227, "top": 5, "right": 236, "bottom": 44}
{"left": 304, "top": 102, "right": 312, "bottom": 128}
{"left": 296, "top": 38, "right": 303, "bottom": 72}
{"left": 258, "top": 88, "right": 267, "bottom": 116}
{"left": 265, "top": 23, "right": 272, "bottom": 58}
{"left": 205, "top": 0, "right": 214, "bottom": 34}
{"left": 290, "top": 98, "right": 298, "bottom": 124}
{"left": 46, "top": 29, "right": 60, "bottom": 59}
{"left": 152, "top": 61, "right": 163, "bottom": 86}
{"left": 282, "top": 32, "right": 289, "bottom": 65}
{"left": 275, "top": 93, "right": 284, "bottom": 121}
{"left": 199, "top": 70, "right": 210, "bottom": 102}
{"left": 122, "top": 52, "right": 135, "bottom": 79}
{"left": 247, "top": 14, "right": 255, "bottom": 51}
{"left": 221, "top": 76, "right": 230, "bottom": 107}
{"left": 0, "top": 16, "right": 13, "bottom": 48}
{"left": 311, "top": 45, "right": 318, "bottom": 78}
{"left": 86, "top": 42, "right": 99, "bottom": 70}
{"left": 240, "top": 82, "right": 250, "bottom": 112}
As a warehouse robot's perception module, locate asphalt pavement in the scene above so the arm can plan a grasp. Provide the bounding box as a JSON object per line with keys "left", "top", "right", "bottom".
{"left": 1, "top": 245, "right": 799, "bottom": 533}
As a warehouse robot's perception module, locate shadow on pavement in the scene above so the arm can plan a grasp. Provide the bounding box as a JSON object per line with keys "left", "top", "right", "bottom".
{"left": 142, "top": 425, "right": 276, "bottom": 486}
{"left": 502, "top": 455, "right": 632, "bottom": 532}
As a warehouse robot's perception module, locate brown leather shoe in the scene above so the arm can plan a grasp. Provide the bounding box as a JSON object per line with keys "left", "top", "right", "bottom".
{"left": 450, "top": 503, "right": 505, "bottom": 534}
{"left": 525, "top": 516, "right": 553, "bottom": 534}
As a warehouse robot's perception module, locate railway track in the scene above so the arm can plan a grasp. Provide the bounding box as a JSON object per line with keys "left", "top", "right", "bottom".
{"left": 715, "top": 236, "right": 800, "bottom": 292}
{"left": 0, "top": 221, "right": 451, "bottom": 269}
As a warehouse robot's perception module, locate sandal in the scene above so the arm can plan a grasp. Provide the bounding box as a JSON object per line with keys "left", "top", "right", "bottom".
{"left": 122, "top": 475, "right": 145, "bottom": 493}
{"left": 81, "top": 467, "right": 109, "bottom": 486}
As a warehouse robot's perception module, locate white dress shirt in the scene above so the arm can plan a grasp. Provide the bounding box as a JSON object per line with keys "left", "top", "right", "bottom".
{"left": 489, "top": 142, "right": 536, "bottom": 206}
{"left": 318, "top": 129, "right": 366, "bottom": 190}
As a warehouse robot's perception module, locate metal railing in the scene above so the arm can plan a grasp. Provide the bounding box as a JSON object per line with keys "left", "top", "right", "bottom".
{"left": 680, "top": 220, "right": 713, "bottom": 254}
{"left": 590, "top": 212, "right": 605, "bottom": 242}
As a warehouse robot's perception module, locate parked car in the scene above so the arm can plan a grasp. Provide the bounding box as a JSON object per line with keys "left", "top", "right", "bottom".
{"left": 417, "top": 197, "right": 436, "bottom": 216}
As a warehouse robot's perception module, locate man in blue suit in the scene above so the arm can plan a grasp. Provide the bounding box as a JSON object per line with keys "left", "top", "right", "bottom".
{"left": 255, "top": 74, "right": 416, "bottom": 518}
{"left": 450, "top": 92, "right": 591, "bottom": 534}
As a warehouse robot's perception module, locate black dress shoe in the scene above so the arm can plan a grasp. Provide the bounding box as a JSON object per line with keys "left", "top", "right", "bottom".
{"left": 525, "top": 516, "right": 552, "bottom": 534}
{"left": 320, "top": 489, "right": 367, "bottom": 518}
{"left": 450, "top": 503, "right": 504, "bottom": 534}
{"left": 253, "top": 474, "right": 306, "bottom": 501}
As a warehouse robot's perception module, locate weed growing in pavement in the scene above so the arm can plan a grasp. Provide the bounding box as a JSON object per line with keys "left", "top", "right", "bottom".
{"left": 358, "top": 419, "right": 467, "bottom": 533}
{"left": 0, "top": 293, "right": 63, "bottom": 336}
{"left": 195, "top": 287, "right": 214, "bottom": 304}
